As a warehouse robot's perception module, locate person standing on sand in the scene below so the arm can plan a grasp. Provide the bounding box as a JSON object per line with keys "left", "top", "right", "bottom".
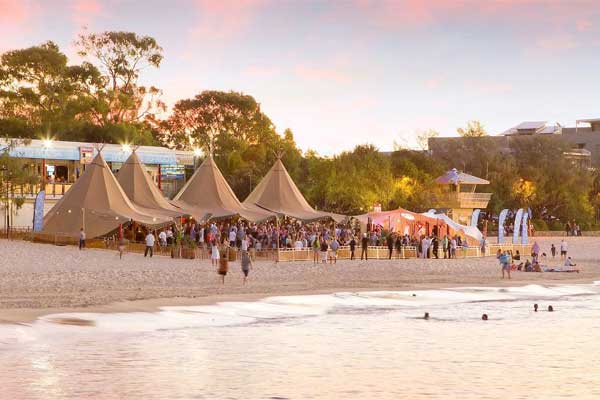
{"left": 551, "top": 244, "right": 556, "bottom": 258}
{"left": 329, "top": 237, "right": 339, "bottom": 264}
{"left": 499, "top": 250, "right": 511, "bottom": 279}
{"left": 79, "top": 228, "right": 86, "bottom": 250}
{"left": 349, "top": 236, "right": 356, "bottom": 260}
{"left": 361, "top": 233, "right": 369, "bottom": 260}
{"left": 218, "top": 243, "right": 229, "bottom": 284}
{"left": 442, "top": 235, "right": 449, "bottom": 259}
{"left": 560, "top": 239, "right": 568, "bottom": 259}
{"left": 387, "top": 234, "right": 394, "bottom": 259}
{"left": 432, "top": 236, "right": 439, "bottom": 259}
{"left": 320, "top": 238, "right": 329, "bottom": 264}
{"left": 312, "top": 235, "right": 320, "bottom": 265}
{"left": 144, "top": 231, "right": 155, "bottom": 257}
{"left": 118, "top": 236, "right": 126, "bottom": 259}
{"left": 450, "top": 236, "right": 457, "bottom": 259}
{"left": 240, "top": 250, "right": 253, "bottom": 284}
{"left": 211, "top": 239, "right": 220, "bottom": 267}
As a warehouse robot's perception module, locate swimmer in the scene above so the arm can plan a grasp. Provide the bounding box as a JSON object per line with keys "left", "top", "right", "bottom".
{"left": 482, "top": 314, "right": 488, "bottom": 320}
{"left": 548, "top": 305, "right": 554, "bottom": 312}
{"left": 534, "top": 304, "right": 538, "bottom": 312}
{"left": 423, "top": 312, "right": 430, "bottom": 320}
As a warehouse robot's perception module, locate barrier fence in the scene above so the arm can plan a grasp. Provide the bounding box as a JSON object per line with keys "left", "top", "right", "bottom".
{"left": 4, "top": 227, "right": 532, "bottom": 262}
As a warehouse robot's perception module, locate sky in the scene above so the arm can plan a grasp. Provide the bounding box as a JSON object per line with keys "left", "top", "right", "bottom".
{"left": 1, "top": 0, "right": 600, "bottom": 154}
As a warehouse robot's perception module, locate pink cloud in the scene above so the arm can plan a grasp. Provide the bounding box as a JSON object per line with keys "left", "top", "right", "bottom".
{"left": 576, "top": 19, "right": 593, "bottom": 32}
{"left": 0, "top": 0, "right": 41, "bottom": 52}
{"left": 536, "top": 34, "right": 578, "bottom": 51}
{"left": 190, "top": 0, "right": 268, "bottom": 41}
{"left": 0, "top": 0, "right": 30, "bottom": 23}
{"left": 71, "top": 0, "right": 102, "bottom": 27}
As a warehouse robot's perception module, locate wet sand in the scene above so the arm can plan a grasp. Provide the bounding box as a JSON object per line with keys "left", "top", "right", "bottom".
{"left": 1, "top": 237, "right": 598, "bottom": 323}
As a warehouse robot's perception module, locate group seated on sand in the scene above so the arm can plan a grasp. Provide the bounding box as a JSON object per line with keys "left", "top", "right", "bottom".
{"left": 498, "top": 249, "right": 581, "bottom": 278}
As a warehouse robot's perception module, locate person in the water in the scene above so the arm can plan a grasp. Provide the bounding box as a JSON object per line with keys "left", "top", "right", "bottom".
{"left": 548, "top": 305, "right": 554, "bottom": 312}
{"left": 482, "top": 314, "right": 488, "bottom": 320}
{"left": 534, "top": 304, "right": 539, "bottom": 312}
{"left": 423, "top": 312, "right": 430, "bottom": 320}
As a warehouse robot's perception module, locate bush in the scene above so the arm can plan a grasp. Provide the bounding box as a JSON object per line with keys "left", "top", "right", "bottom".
{"left": 532, "top": 219, "right": 548, "bottom": 231}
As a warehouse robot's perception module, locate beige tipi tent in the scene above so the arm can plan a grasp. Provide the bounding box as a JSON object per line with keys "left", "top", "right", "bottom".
{"left": 43, "top": 152, "right": 171, "bottom": 239}
{"left": 243, "top": 158, "right": 345, "bottom": 222}
{"left": 116, "top": 151, "right": 186, "bottom": 219}
{"left": 173, "top": 155, "right": 274, "bottom": 222}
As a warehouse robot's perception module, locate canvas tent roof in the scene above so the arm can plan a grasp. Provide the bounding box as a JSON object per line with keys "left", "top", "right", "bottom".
{"left": 421, "top": 211, "right": 483, "bottom": 242}
{"left": 43, "top": 152, "right": 171, "bottom": 239}
{"left": 243, "top": 159, "right": 345, "bottom": 222}
{"left": 173, "top": 155, "right": 274, "bottom": 222}
{"left": 116, "top": 151, "right": 186, "bottom": 219}
{"left": 435, "top": 168, "right": 490, "bottom": 185}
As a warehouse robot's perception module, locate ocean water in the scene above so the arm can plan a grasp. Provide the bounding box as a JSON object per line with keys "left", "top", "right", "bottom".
{"left": 1, "top": 283, "right": 600, "bottom": 400}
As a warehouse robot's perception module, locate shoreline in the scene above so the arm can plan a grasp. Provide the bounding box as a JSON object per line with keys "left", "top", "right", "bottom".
{"left": 1, "top": 236, "right": 598, "bottom": 325}
{"left": 2, "top": 277, "right": 599, "bottom": 325}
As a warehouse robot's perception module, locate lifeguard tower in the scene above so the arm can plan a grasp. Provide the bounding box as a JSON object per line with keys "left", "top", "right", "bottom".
{"left": 435, "top": 168, "right": 491, "bottom": 225}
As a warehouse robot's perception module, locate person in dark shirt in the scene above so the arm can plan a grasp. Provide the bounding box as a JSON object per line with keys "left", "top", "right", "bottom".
{"left": 361, "top": 233, "right": 369, "bottom": 260}
{"left": 432, "top": 236, "right": 439, "bottom": 259}
{"left": 349, "top": 237, "right": 356, "bottom": 260}
{"left": 387, "top": 233, "right": 395, "bottom": 259}
{"left": 395, "top": 235, "right": 402, "bottom": 259}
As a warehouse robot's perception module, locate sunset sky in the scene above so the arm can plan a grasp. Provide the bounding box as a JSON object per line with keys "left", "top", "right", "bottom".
{"left": 1, "top": 0, "right": 599, "bottom": 154}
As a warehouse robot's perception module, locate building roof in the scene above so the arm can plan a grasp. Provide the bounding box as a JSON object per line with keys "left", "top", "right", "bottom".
{"left": 576, "top": 118, "right": 600, "bottom": 124}
{"left": 173, "top": 156, "right": 274, "bottom": 222}
{"left": 515, "top": 121, "right": 547, "bottom": 130}
{"left": 435, "top": 168, "right": 490, "bottom": 185}
{"left": 43, "top": 152, "right": 171, "bottom": 239}
{"left": 243, "top": 159, "right": 345, "bottom": 222}
{"left": 1, "top": 138, "right": 194, "bottom": 165}
{"left": 116, "top": 152, "right": 187, "bottom": 219}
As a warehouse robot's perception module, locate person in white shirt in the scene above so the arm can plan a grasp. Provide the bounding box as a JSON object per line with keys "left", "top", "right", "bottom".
{"left": 144, "top": 231, "right": 155, "bottom": 257}
{"left": 560, "top": 240, "right": 568, "bottom": 259}
{"left": 158, "top": 230, "right": 167, "bottom": 247}
{"left": 229, "top": 230, "right": 237, "bottom": 247}
{"left": 450, "top": 237, "right": 457, "bottom": 259}
{"left": 241, "top": 237, "right": 249, "bottom": 252}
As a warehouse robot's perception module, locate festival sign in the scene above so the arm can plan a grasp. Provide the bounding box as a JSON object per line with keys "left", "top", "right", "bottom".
{"left": 521, "top": 211, "right": 529, "bottom": 245}
{"left": 512, "top": 208, "right": 524, "bottom": 244}
{"left": 498, "top": 209, "right": 508, "bottom": 244}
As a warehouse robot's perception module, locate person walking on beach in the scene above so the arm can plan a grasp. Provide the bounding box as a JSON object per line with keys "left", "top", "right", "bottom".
{"left": 79, "top": 228, "right": 86, "bottom": 250}
{"left": 450, "top": 236, "right": 457, "bottom": 259}
{"left": 240, "top": 250, "right": 253, "bottom": 284}
{"left": 144, "top": 231, "right": 155, "bottom": 257}
{"left": 498, "top": 250, "right": 511, "bottom": 279}
{"left": 551, "top": 243, "right": 556, "bottom": 258}
{"left": 387, "top": 234, "right": 394, "bottom": 259}
{"left": 349, "top": 236, "right": 356, "bottom": 260}
{"left": 560, "top": 239, "right": 568, "bottom": 259}
{"left": 432, "top": 236, "right": 439, "bottom": 259}
{"left": 361, "top": 233, "right": 369, "bottom": 260}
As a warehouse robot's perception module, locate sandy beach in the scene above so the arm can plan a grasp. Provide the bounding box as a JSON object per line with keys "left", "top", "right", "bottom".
{"left": 1, "top": 236, "right": 598, "bottom": 323}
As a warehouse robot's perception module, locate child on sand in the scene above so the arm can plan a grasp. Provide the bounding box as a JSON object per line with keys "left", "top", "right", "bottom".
{"left": 211, "top": 239, "right": 220, "bottom": 267}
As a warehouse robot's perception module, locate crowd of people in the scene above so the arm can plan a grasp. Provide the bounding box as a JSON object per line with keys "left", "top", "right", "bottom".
{"left": 497, "top": 239, "right": 579, "bottom": 279}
